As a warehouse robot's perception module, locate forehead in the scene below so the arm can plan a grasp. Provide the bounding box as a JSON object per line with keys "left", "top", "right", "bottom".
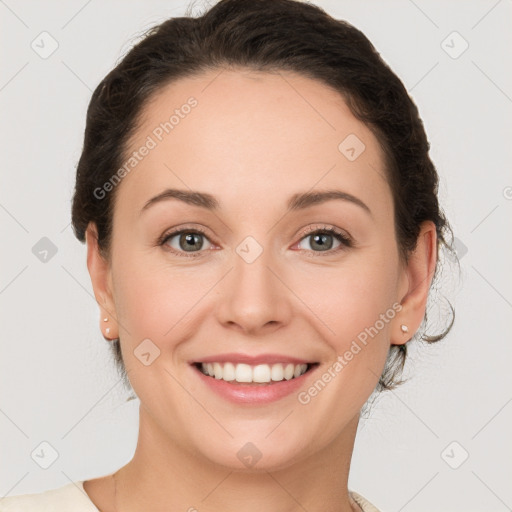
{"left": 116, "top": 68, "right": 391, "bottom": 216}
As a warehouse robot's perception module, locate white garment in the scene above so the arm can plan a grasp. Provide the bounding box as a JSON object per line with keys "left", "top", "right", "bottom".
{"left": 0, "top": 480, "right": 382, "bottom": 512}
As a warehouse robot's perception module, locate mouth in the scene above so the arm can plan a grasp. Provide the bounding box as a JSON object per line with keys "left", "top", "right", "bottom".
{"left": 192, "top": 361, "right": 319, "bottom": 385}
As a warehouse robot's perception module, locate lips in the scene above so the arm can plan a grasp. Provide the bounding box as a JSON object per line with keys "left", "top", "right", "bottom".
{"left": 190, "top": 358, "right": 319, "bottom": 404}
{"left": 187, "top": 352, "right": 320, "bottom": 404}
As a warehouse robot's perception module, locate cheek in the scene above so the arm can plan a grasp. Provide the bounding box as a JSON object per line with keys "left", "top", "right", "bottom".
{"left": 296, "top": 254, "right": 399, "bottom": 335}
{"left": 293, "top": 262, "right": 398, "bottom": 408}
{"left": 291, "top": 253, "right": 399, "bottom": 391}
{"left": 110, "top": 257, "right": 210, "bottom": 406}
{"left": 111, "top": 252, "right": 215, "bottom": 345}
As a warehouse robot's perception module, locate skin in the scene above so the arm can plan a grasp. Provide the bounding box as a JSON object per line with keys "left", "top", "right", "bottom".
{"left": 83, "top": 68, "right": 437, "bottom": 512}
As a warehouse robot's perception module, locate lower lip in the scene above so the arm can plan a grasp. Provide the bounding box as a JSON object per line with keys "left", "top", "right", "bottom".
{"left": 191, "top": 364, "right": 317, "bottom": 405}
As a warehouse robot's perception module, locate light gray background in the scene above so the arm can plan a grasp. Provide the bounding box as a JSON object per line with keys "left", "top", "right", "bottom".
{"left": 1, "top": 1, "right": 511, "bottom": 511}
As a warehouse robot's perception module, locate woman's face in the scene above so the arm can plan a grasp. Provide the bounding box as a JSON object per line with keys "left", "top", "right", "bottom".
{"left": 90, "top": 69, "right": 419, "bottom": 470}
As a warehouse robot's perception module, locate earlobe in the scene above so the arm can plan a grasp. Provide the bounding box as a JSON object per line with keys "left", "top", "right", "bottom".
{"left": 86, "top": 223, "right": 118, "bottom": 340}
{"left": 392, "top": 221, "right": 437, "bottom": 345}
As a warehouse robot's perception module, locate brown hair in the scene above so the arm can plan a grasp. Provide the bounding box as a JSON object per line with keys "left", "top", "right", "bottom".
{"left": 71, "top": 0, "right": 455, "bottom": 394}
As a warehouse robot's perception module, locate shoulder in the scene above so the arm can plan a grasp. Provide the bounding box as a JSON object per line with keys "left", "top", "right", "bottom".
{"left": 350, "top": 490, "right": 383, "bottom": 512}
{"left": 0, "top": 481, "right": 99, "bottom": 512}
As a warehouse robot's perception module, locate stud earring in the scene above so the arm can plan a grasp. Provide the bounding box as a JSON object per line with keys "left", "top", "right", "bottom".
{"left": 103, "top": 317, "right": 111, "bottom": 339}
{"left": 400, "top": 324, "right": 409, "bottom": 333}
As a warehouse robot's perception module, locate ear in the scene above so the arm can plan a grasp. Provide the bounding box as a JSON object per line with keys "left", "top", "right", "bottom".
{"left": 86, "top": 222, "right": 118, "bottom": 340}
{"left": 393, "top": 221, "right": 437, "bottom": 345}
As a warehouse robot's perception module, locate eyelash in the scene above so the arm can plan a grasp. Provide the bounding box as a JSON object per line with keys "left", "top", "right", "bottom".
{"left": 157, "top": 225, "right": 353, "bottom": 258}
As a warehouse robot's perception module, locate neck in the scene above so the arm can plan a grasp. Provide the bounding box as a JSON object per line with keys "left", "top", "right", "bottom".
{"left": 114, "top": 404, "right": 362, "bottom": 512}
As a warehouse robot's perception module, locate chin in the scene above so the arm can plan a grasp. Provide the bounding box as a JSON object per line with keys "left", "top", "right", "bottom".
{"left": 194, "top": 433, "right": 311, "bottom": 473}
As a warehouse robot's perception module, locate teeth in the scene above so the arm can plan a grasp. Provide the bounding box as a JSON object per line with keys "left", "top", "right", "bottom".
{"left": 236, "top": 363, "right": 252, "bottom": 383}
{"left": 253, "top": 364, "right": 270, "bottom": 383}
{"left": 213, "top": 362, "right": 223, "bottom": 379}
{"left": 199, "top": 362, "right": 309, "bottom": 383}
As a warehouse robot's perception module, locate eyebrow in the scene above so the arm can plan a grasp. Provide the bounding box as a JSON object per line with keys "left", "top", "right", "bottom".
{"left": 140, "top": 188, "right": 371, "bottom": 216}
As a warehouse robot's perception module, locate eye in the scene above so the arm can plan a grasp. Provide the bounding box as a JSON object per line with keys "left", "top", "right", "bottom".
{"left": 159, "top": 227, "right": 214, "bottom": 257}
{"left": 296, "top": 226, "right": 352, "bottom": 255}
{"left": 158, "top": 224, "right": 353, "bottom": 258}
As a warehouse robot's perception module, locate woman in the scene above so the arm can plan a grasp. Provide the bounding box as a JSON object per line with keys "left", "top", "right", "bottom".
{"left": 0, "top": 0, "right": 454, "bottom": 510}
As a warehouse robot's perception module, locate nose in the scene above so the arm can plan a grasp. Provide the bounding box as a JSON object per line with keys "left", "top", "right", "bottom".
{"left": 215, "top": 242, "right": 293, "bottom": 335}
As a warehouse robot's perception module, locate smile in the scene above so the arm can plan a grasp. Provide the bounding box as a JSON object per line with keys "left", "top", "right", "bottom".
{"left": 196, "top": 362, "right": 314, "bottom": 384}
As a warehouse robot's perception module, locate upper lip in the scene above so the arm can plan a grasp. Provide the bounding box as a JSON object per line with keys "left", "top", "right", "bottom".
{"left": 190, "top": 353, "right": 316, "bottom": 365}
